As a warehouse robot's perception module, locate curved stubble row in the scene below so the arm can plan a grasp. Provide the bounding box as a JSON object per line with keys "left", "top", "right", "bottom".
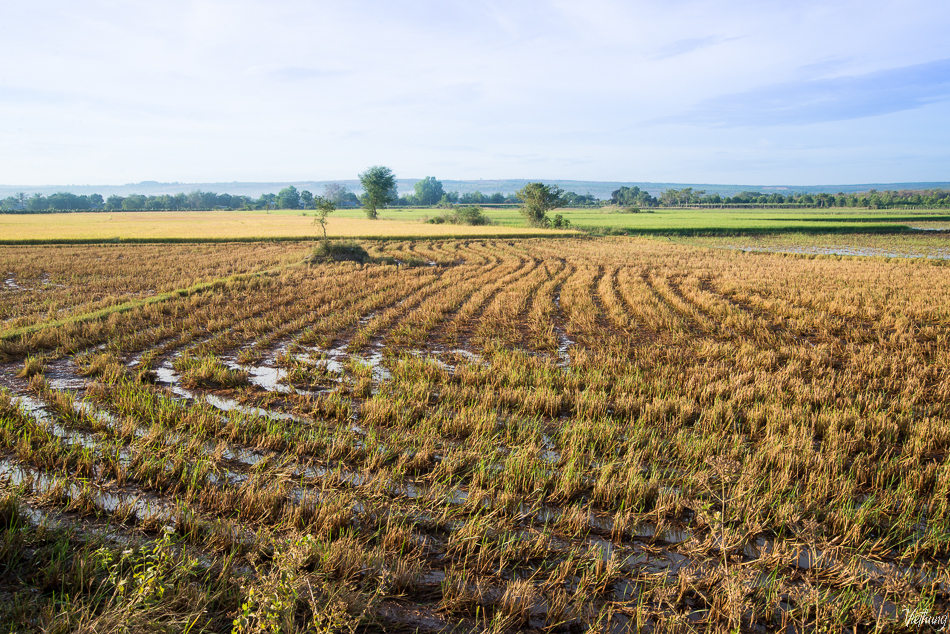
{"left": 0, "top": 242, "right": 299, "bottom": 329}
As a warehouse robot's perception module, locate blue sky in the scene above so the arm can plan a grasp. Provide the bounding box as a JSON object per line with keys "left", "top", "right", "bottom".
{"left": 2, "top": 0, "right": 950, "bottom": 185}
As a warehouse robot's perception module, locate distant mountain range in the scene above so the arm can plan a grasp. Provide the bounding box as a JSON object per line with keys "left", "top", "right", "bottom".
{"left": 2, "top": 179, "right": 948, "bottom": 200}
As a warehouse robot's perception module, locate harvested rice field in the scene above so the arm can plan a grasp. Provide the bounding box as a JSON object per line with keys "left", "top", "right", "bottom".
{"left": 0, "top": 237, "right": 948, "bottom": 632}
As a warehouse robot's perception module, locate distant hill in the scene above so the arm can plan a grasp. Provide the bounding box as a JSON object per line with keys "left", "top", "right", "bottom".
{"left": 2, "top": 179, "right": 948, "bottom": 200}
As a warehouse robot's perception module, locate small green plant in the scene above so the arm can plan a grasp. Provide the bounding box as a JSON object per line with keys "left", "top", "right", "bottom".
{"left": 17, "top": 355, "right": 43, "bottom": 378}
{"left": 173, "top": 353, "right": 248, "bottom": 388}
{"left": 311, "top": 195, "right": 336, "bottom": 242}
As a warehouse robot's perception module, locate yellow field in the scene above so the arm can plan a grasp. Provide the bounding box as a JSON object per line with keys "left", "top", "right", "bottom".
{"left": 0, "top": 211, "right": 575, "bottom": 241}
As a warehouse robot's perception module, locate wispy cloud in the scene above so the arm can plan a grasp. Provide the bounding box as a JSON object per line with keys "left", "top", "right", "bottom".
{"left": 244, "top": 65, "right": 342, "bottom": 82}
{"left": 659, "top": 58, "right": 950, "bottom": 127}
{"left": 267, "top": 66, "right": 337, "bottom": 82}
{"left": 649, "top": 36, "right": 725, "bottom": 60}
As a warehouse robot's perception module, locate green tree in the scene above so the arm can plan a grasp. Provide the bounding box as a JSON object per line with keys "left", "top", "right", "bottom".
{"left": 611, "top": 186, "right": 655, "bottom": 207}
{"left": 104, "top": 195, "right": 124, "bottom": 211}
{"left": 300, "top": 190, "right": 314, "bottom": 209}
{"left": 256, "top": 193, "right": 276, "bottom": 210}
{"left": 460, "top": 191, "right": 484, "bottom": 204}
{"left": 413, "top": 176, "right": 444, "bottom": 206}
{"left": 277, "top": 185, "right": 301, "bottom": 209}
{"left": 515, "top": 182, "right": 564, "bottom": 227}
{"left": 27, "top": 194, "right": 48, "bottom": 211}
{"left": 217, "top": 193, "right": 234, "bottom": 209}
{"left": 89, "top": 193, "right": 104, "bottom": 209}
{"left": 562, "top": 191, "right": 597, "bottom": 207}
{"left": 122, "top": 194, "right": 147, "bottom": 210}
{"left": 47, "top": 192, "right": 87, "bottom": 210}
{"left": 358, "top": 166, "right": 397, "bottom": 219}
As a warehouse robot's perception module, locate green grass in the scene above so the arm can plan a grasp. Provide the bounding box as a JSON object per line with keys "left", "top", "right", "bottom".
{"left": 337, "top": 206, "right": 950, "bottom": 235}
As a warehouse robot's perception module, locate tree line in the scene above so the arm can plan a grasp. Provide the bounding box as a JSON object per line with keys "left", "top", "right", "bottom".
{"left": 5, "top": 174, "right": 947, "bottom": 214}
{"left": 612, "top": 186, "right": 950, "bottom": 209}
{"left": 0, "top": 187, "right": 362, "bottom": 213}
{"left": 0, "top": 168, "right": 600, "bottom": 214}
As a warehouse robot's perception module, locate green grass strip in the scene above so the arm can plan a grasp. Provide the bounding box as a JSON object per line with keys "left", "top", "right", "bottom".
{"left": 579, "top": 224, "right": 920, "bottom": 237}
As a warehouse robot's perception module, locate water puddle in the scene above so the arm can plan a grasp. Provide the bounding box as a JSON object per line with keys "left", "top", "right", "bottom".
{"left": 300, "top": 344, "right": 392, "bottom": 382}
{"left": 152, "top": 359, "right": 306, "bottom": 423}
{"left": 730, "top": 244, "right": 950, "bottom": 260}
{"left": 0, "top": 462, "right": 178, "bottom": 526}
{"left": 47, "top": 376, "right": 88, "bottom": 391}
{"left": 224, "top": 360, "right": 291, "bottom": 393}
{"left": 3, "top": 276, "right": 29, "bottom": 292}
{"left": 202, "top": 390, "right": 305, "bottom": 423}
{"left": 11, "top": 393, "right": 52, "bottom": 424}
{"left": 13, "top": 395, "right": 103, "bottom": 451}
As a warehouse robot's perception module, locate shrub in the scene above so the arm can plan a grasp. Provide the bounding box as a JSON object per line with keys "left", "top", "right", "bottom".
{"left": 307, "top": 240, "right": 371, "bottom": 264}
{"left": 427, "top": 206, "right": 492, "bottom": 226}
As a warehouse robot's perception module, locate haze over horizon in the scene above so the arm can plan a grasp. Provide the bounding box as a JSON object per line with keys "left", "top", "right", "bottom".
{"left": 4, "top": 178, "right": 950, "bottom": 202}
{"left": 3, "top": 1, "right": 949, "bottom": 185}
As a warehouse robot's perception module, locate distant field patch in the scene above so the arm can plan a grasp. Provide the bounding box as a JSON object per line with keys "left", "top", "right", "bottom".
{"left": 672, "top": 232, "right": 950, "bottom": 259}
{"left": 341, "top": 206, "right": 950, "bottom": 235}
{"left": 3, "top": 208, "right": 946, "bottom": 244}
{"left": 0, "top": 211, "right": 576, "bottom": 243}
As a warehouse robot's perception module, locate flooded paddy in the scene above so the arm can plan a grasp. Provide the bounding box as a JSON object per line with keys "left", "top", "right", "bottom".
{"left": 0, "top": 237, "right": 948, "bottom": 632}
{"left": 677, "top": 231, "right": 950, "bottom": 260}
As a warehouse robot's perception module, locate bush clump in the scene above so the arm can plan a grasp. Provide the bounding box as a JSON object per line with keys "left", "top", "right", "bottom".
{"left": 428, "top": 206, "right": 492, "bottom": 226}
{"left": 307, "top": 240, "right": 371, "bottom": 265}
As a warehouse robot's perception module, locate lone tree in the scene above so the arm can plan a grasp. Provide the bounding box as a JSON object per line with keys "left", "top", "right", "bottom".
{"left": 515, "top": 182, "right": 564, "bottom": 227}
{"left": 311, "top": 195, "right": 336, "bottom": 241}
{"left": 358, "top": 166, "right": 397, "bottom": 219}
